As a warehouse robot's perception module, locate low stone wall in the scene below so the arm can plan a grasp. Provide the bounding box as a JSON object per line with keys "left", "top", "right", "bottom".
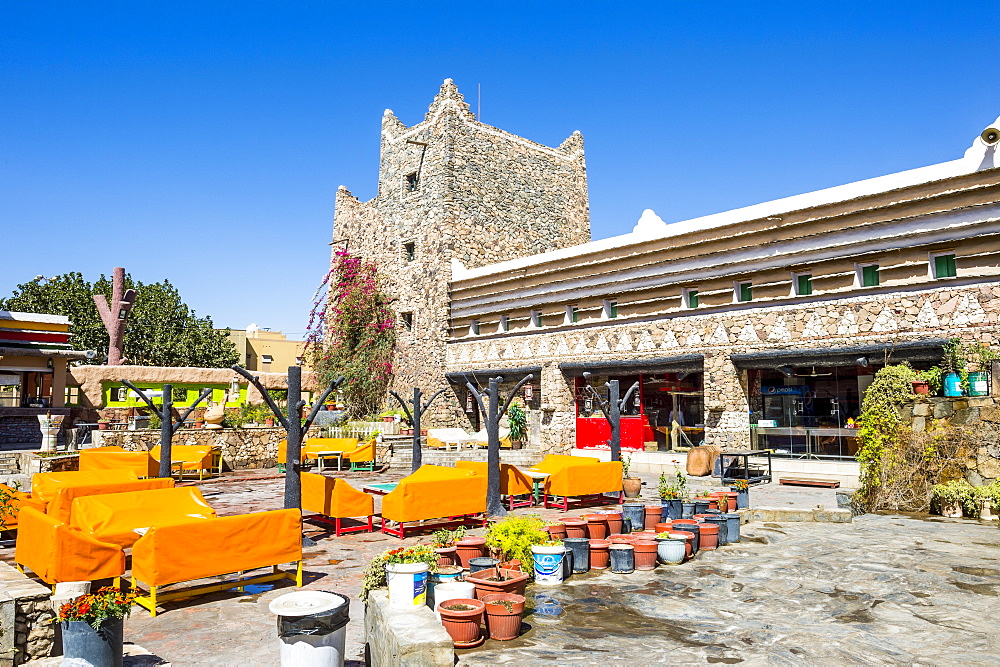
{"left": 0, "top": 561, "right": 54, "bottom": 665}
{"left": 93, "top": 426, "right": 321, "bottom": 470}
{"left": 20, "top": 452, "right": 79, "bottom": 475}
{"left": 908, "top": 396, "right": 1000, "bottom": 484}
{"left": 364, "top": 590, "right": 452, "bottom": 667}
{"left": 739, "top": 506, "right": 853, "bottom": 523}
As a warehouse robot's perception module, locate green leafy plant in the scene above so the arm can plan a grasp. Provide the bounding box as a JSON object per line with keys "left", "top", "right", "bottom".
{"left": 967, "top": 344, "right": 998, "bottom": 372}
{"left": 942, "top": 338, "right": 967, "bottom": 375}
{"left": 507, "top": 402, "right": 527, "bottom": 443}
{"left": 657, "top": 459, "right": 687, "bottom": 499}
{"left": 931, "top": 479, "right": 979, "bottom": 516}
{"left": 0, "top": 482, "right": 21, "bottom": 532}
{"left": 484, "top": 515, "right": 549, "bottom": 579}
{"left": 431, "top": 526, "right": 466, "bottom": 548}
{"left": 146, "top": 412, "right": 162, "bottom": 430}
{"left": 917, "top": 366, "right": 944, "bottom": 395}
{"left": 622, "top": 454, "right": 632, "bottom": 478}
{"left": 360, "top": 545, "right": 438, "bottom": 600}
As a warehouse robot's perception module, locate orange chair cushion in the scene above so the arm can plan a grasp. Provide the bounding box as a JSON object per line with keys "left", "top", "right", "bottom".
{"left": 455, "top": 461, "right": 533, "bottom": 497}
{"left": 381, "top": 465, "right": 486, "bottom": 523}
{"left": 301, "top": 473, "right": 373, "bottom": 519}
{"left": 31, "top": 469, "right": 139, "bottom": 504}
{"left": 70, "top": 487, "right": 217, "bottom": 548}
{"left": 149, "top": 445, "right": 213, "bottom": 471}
{"left": 80, "top": 447, "right": 158, "bottom": 477}
{"left": 14, "top": 507, "right": 125, "bottom": 584}
{"left": 45, "top": 478, "right": 175, "bottom": 526}
{"left": 545, "top": 461, "right": 623, "bottom": 497}
{"left": 131, "top": 508, "right": 302, "bottom": 587}
{"left": 529, "top": 454, "right": 599, "bottom": 475}
{"left": 303, "top": 438, "right": 359, "bottom": 460}
{"left": 347, "top": 442, "right": 375, "bottom": 463}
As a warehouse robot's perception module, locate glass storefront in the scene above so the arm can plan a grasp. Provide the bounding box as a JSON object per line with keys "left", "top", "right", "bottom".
{"left": 0, "top": 371, "right": 52, "bottom": 408}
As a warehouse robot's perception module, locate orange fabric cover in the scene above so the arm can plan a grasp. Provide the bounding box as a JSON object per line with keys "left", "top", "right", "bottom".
{"left": 303, "top": 438, "right": 359, "bottom": 460}
{"left": 530, "top": 454, "right": 600, "bottom": 475}
{"left": 381, "top": 465, "right": 486, "bottom": 523}
{"left": 45, "top": 478, "right": 175, "bottom": 525}
{"left": 545, "top": 461, "right": 624, "bottom": 497}
{"left": 301, "top": 473, "right": 373, "bottom": 518}
{"left": 0, "top": 484, "right": 45, "bottom": 529}
{"left": 149, "top": 444, "right": 213, "bottom": 471}
{"left": 347, "top": 441, "right": 375, "bottom": 463}
{"left": 79, "top": 447, "right": 158, "bottom": 477}
{"left": 454, "top": 461, "right": 533, "bottom": 497}
{"left": 131, "top": 508, "right": 302, "bottom": 587}
{"left": 32, "top": 469, "right": 138, "bottom": 504}
{"left": 70, "top": 487, "right": 217, "bottom": 548}
{"left": 14, "top": 507, "right": 125, "bottom": 584}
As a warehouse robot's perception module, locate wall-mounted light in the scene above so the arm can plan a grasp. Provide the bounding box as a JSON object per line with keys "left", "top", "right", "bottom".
{"left": 47, "top": 357, "right": 54, "bottom": 369}
{"left": 777, "top": 365, "right": 794, "bottom": 378}
{"left": 118, "top": 307, "right": 128, "bottom": 320}
{"left": 856, "top": 357, "right": 869, "bottom": 368}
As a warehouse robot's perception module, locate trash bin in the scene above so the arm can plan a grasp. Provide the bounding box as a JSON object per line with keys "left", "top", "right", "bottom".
{"left": 269, "top": 590, "right": 350, "bottom": 667}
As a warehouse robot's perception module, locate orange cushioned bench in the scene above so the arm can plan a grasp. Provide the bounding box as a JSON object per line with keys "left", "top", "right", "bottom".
{"left": 0, "top": 483, "right": 45, "bottom": 531}
{"left": 543, "top": 460, "right": 624, "bottom": 511}
{"left": 380, "top": 464, "right": 487, "bottom": 538}
{"left": 149, "top": 444, "right": 218, "bottom": 480}
{"left": 278, "top": 438, "right": 360, "bottom": 468}
{"left": 79, "top": 446, "right": 158, "bottom": 478}
{"left": 31, "top": 470, "right": 175, "bottom": 525}
{"left": 70, "top": 487, "right": 217, "bottom": 548}
{"left": 529, "top": 454, "right": 600, "bottom": 474}
{"left": 130, "top": 508, "right": 303, "bottom": 616}
{"left": 301, "top": 473, "right": 375, "bottom": 536}
{"left": 15, "top": 506, "right": 125, "bottom": 586}
{"left": 455, "top": 461, "right": 534, "bottom": 510}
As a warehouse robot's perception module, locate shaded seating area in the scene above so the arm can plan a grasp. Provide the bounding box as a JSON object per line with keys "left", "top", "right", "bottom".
{"left": 455, "top": 461, "right": 534, "bottom": 510}
{"left": 15, "top": 506, "right": 126, "bottom": 586}
{"left": 380, "top": 464, "right": 487, "bottom": 538}
{"left": 534, "top": 455, "right": 624, "bottom": 510}
{"left": 301, "top": 472, "right": 376, "bottom": 536}
{"left": 345, "top": 440, "right": 376, "bottom": 471}
{"left": 425, "top": 428, "right": 479, "bottom": 450}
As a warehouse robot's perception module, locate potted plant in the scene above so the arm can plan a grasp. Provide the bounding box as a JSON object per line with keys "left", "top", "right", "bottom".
{"left": 481, "top": 593, "right": 526, "bottom": 641}
{"left": 484, "top": 515, "right": 549, "bottom": 578}
{"left": 431, "top": 527, "right": 465, "bottom": 566}
{"left": 914, "top": 366, "right": 943, "bottom": 397}
{"left": 360, "top": 545, "right": 438, "bottom": 603}
{"left": 622, "top": 455, "right": 642, "bottom": 498}
{"left": 463, "top": 566, "right": 530, "bottom": 598}
{"left": 931, "top": 479, "right": 974, "bottom": 518}
{"left": 942, "top": 339, "right": 967, "bottom": 397}
{"left": 438, "top": 598, "right": 485, "bottom": 648}
{"left": 967, "top": 344, "right": 996, "bottom": 397}
{"left": 730, "top": 478, "right": 750, "bottom": 509}
{"left": 507, "top": 402, "right": 527, "bottom": 450}
{"left": 97, "top": 419, "right": 111, "bottom": 430}
{"left": 58, "top": 586, "right": 136, "bottom": 666}
{"left": 658, "top": 460, "right": 687, "bottom": 519}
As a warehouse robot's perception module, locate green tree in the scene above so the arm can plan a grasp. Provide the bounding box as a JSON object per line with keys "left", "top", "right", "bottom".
{"left": 1, "top": 273, "right": 239, "bottom": 368}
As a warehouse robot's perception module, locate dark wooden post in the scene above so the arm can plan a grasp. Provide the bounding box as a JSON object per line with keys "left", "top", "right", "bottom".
{"left": 389, "top": 387, "right": 448, "bottom": 473}
{"left": 120, "top": 380, "right": 212, "bottom": 478}
{"left": 582, "top": 374, "right": 639, "bottom": 462}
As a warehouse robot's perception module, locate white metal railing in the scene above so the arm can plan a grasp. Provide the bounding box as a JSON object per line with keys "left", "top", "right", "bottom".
{"left": 323, "top": 420, "right": 400, "bottom": 439}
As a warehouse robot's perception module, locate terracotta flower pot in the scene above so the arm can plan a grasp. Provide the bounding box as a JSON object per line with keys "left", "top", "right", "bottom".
{"left": 464, "top": 567, "right": 529, "bottom": 599}
{"left": 584, "top": 514, "right": 609, "bottom": 540}
{"left": 608, "top": 534, "right": 633, "bottom": 544}
{"left": 481, "top": 593, "right": 525, "bottom": 641}
{"left": 547, "top": 524, "right": 567, "bottom": 540}
{"left": 435, "top": 546, "right": 458, "bottom": 567}
{"left": 589, "top": 539, "right": 611, "bottom": 569}
{"left": 497, "top": 559, "right": 522, "bottom": 572}
{"left": 563, "top": 519, "right": 587, "bottom": 539}
{"left": 97, "top": 421, "right": 110, "bottom": 430}
{"left": 455, "top": 537, "right": 487, "bottom": 569}
{"left": 912, "top": 380, "right": 930, "bottom": 395}
{"left": 671, "top": 519, "right": 698, "bottom": 529}
{"left": 633, "top": 540, "right": 659, "bottom": 571}
{"left": 601, "top": 512, "right": 624, "bottom": 535}
{"left": 654, "top": 522, "right": 672, "bottom": 535}
{"left": 439, "top": 598, "right": 485, "bottom": 648}
{"left": 643, "top": 505, "right": 661, "bottom": 530}
{"left": 623, "top": 477, "right": 642, "bottom": 498}
{"left": 698, "top": 522, "right": 719, "bottom": 550}
{"left": 631, "top": 531, "right": 657, "bottom": 542}
{"left": 708, "top": 497, "right": 719, "bottom": 510}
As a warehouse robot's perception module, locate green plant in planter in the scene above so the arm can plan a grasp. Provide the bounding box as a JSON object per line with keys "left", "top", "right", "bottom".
{"left": 622, "top": 454, "right": 632, "bottom": 478}
{"left": 917, "top": 366, "right": 944, "bottom": 396}
{"left": 942, "top": 338, "right": 967, "bottom": 375}
{"left": 360, "top": 545, "right": 438, "bottom": 600}
{"left": 930, "top": 479, "right": 978, "bottom": 516}
{"left": 0, "top": 481, "right": 20, "bottom": 532}
{"left": 507, "top": 402, "right": 527, "bottom": 444}
{"left": 484, "top": 515, "right": 549, "bottom": 577}
{"left": 966, "top": 344, "right": 998, "bottom": 372}
{"left": 431, "top": 526, "right": 466, "bottom": 548}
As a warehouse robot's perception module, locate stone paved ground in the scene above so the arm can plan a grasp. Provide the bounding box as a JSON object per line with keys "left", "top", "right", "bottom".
{"left": 14, "top": 466, "right": 1000, "bottom": 664}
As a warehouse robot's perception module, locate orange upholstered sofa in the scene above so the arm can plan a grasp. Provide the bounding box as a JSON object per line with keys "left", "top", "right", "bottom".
{"left": 149, "top": 444, "right": 218, "bottom": 480}
{"left": 131, "top": 508, "right": 303, "bottom": 616}
{"left": 15, "top": 506, "right": 126, "bottom": 585}
{"left": 79, "top": 446, "right": 159, "bottom": 478}
{"left": 455, "top": 461, "right": 534, "bottom": 510}
{"left": 380, "top": 465, "right": 487, "bottom": 538}
{"left": 70, "top": 487, "right": 217, "bottom": 548}
{"left": 278, "top": 438, "right": 361, "bottom": 469}
{"left": 542, "top": 459, "right": 623, "bottom": 510}
{"left": 529, "top": 454, "right": 599, "bottom": 474}
{"left": 301, "top": 472, "right": 375, "bottom": 536}
{"left": 0, "top": 484, "right": 45, "bottom": 531}
{"left": 30, "top": 470, "right": 175, "bottom": 525}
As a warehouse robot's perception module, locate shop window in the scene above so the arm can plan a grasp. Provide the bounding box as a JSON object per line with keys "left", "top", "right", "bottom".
{"left": 470, "top": 320, "right": 480, "bottom": 336}
{"left": 0, "top": 373, "right": 21, "bottom": 408}
{"left": 683, "top": 288, "right": 699, "bottom": 309}
{"left": 404, "top": 172, "right": 419, "bottom": 193}
{"left": 401, "top": 312, "right": 414, "bottom": 331}
{"left": 498, "top": 315, "right": 509, "bottom": 333}
{"left": 404, "top": 242, "right": 416, "bottom": 262}
{"left": 859, "top": 264, "right": 880, "bottom": 287}
{"left": 110, "top": 386, "right": 127, "bottom": 402}
{"left": 603, "top": 299, "right": 618, "bottom": 319}
{"left": 736, "top": 281, "right": 753, "bottom": 303}
{"left": 795, "top": 273, "right": 813, "bottom": 296}
{"left": 530, "top": 310, "right": 543, "bottom": 328}
{"left": 565, "top": 305, "right": 579, "bottom": 324}
{"left": 932, "top": 253, "right": 957, "bottom": 279}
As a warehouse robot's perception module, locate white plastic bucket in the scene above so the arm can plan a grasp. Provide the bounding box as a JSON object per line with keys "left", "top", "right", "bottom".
{"left": 432, "top": 581, "right": 476, "bottom": 621}
{"left": 532, "top": 545, "right": 565, "bottom": 586}
{"left": 270, "top": 590, "right": 350, "bottom": 667}
{"left": 386, "top": 563, "right": 430, "bottom": 608}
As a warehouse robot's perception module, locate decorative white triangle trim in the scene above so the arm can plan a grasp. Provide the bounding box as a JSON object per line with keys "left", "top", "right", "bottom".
{"left": 637, "top": 330, "right": 656, "bottom": 351}
{"left": 535, "top": 337, "right": 551, "bottom": 357}
{"left": 502, "top": 340, "right": 516, "bottom": 359}
{"left": 915, "top": 300, "right": 940, "bottom": 329}
{"left": 554, "top": 336, "right": 570, "bottom": 356}
{"left": 709, "top": 324, "right": 730, "bottom": 345}
{"left": 738, "top": 323, "right": 760, "bottom": 343}
{"left": 686, "top": 330, "right": 703, "bottom": 346}
{"left": 594, "top": 334, "right": 611, "bottom": 353}
{"left": 518, "top": 339, "right": 534, "bottom": 358}
{"left": 458, "top": 345, "right": 471, "bottom": 363}
{"left": 486, "top": 342, "right": 500, "bottom": 361}
{"left": 801, "top": 313, "right": 828, "bottom": 339}
{"left": 471, "top": 344, "right": 485, "bottom": 362}
{"left": 951, "top": 293, "right": 988, "bottom": 326}
{"left": 871, "top": 308, "right": 898, "bottom": 332}
{"left": 615, "top": 332, "right": 634, "bottom": 352}
{"left": 572, "top": 336, "right": 589, "bottom": 355}
{"left": 767, "top": 317, "right": 792, "bottom": 342}
{"left": 661, "top": 330, "right": 680, "bottom": 349}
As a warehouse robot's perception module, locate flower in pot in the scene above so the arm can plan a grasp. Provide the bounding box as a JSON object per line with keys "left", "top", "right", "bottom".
{"left": 622, "top": 455, "right": 642, "bottom": 498}
{"left": 546, "top": 522, "right": 566, "bottom": 540}
{"left": 360, "top": 545, "right": 438, "bottom": 603}
{"left": 58, "top": 586, "right": 136, "bottom": 666}
{"left": 438, "top": 598, "right": 486, "bottom": 648}
{"left": 481, "top": 593, "right": 526, "bottom": 641}
{"left": 730, "top": 478, "right": 750, "bottom": 509}
{"left": 431, "top": 527, "right": 465, "bottom": 567}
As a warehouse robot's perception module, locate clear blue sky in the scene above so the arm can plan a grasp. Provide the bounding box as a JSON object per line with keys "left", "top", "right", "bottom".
{"left": 3, "top": 2, "right": 998, "bottom": 338}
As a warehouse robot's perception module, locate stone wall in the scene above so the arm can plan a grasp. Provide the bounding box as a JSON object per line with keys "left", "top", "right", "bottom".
{"left": 0, "top": 562, "right": 54, "bottom": 665}
{"left": 93, "top": 426, "right": 321, "bottom": 470}
{"left": 908, "top": 396, "right": 1000, "bottom": 484}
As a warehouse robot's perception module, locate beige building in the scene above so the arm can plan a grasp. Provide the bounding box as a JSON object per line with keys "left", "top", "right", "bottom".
{"left": 226, "top": 324, "right": 304, "bottom": 373}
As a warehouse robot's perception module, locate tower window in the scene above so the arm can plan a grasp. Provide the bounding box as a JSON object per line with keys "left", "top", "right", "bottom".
{"left": 859, "top": 264, "right": 880, "bottom": 287}
{"left": 401, "top": 312, "right": 414, "bottom": 331}
{"left": 565, "top": 305, "right": 579, "bottom": 324}
{"left": 603, "top": 299, "right": 618, "bottom": 319}
{"left": 932, "top": 253, "right": 957, "bottom": 279}
{"left": 404, "top": 242, "right": 416, "bottom": 262}
{"left": 498, "top": 315, "right": 509, "bottom": 333}
{"left": 795, "top": 273, "right": 813, "bottom": 296}
{"left": 404, "top": 172, "right": 419, "bottom": 192}
{"left": 736, "top": 282, "right": 753, "bottom": 303}
{"left": 531, "top": 310, "right": 543, "bottom": 327}
{"left": 683, "top": 288, "right": 699, "bottom": 309}
{"left": 470, "top": 320, "right": 480, "bottom": 336}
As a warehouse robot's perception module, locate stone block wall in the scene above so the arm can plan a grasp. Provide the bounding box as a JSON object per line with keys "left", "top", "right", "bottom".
{"left": 908, "top": 396, "right": 1000, "bottom": 484}
{"left": 0, "top": 562, "right": 54, "bottom": 665}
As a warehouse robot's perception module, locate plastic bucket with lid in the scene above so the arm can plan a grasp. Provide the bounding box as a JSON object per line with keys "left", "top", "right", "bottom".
{"left": 433, "top": 581, "right": 476, "bottom": 621}
{"left": 386, "top": 562, "right": 430, "bottom": 608}
{"left": 532, "top": 544, "right": 566, "bottom": 585}
{"left": 270, "top": 590, "right": 350, "bottom": 667}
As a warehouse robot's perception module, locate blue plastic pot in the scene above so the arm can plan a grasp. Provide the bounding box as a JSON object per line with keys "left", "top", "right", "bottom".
{"left": 609, "top": 544, "right": 634, "bottom": 574}
{"left": 703, "top": 516, "right": 728, "bottom": 545}
{"left": 62, "top": 619, "right": 124, "bottom": 667}
{"left": 468, "top": 557, "right": 498, "bottom": 574}
{"left": 721, "top": 513, "right": 741, "bottom": 543}
{"left": 681, "top": 502, "right": 696, "bottom": 519}
{"left": 564, "top": 538, "right": 590, "bottom": 573}
{"left": 693, "top": 500, "right": 709, "bottom": 515}
{"left": 622, "top": 503, "right": 645, "bottom": 532}
{"left": 661, "top": 499, "right": 683, "bottom": 521}
{"left": 731, "top": 489, "right": 750, "bottom": 510}
{"left": 944, "top": 372, "right": 964, "bottom": 397}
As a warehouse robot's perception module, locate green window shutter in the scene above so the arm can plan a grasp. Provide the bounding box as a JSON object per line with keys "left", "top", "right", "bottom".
{"left": 609, "top": 302, "right": 617, "bottom": 318}
{"left": 862, "top": 265, "right": 879, "bottom": 287}
{"left": 688, "top": 290, "right": 699, "bottom": 308}
{"left": 934, "top": 254, "right": 956, "bottom": 278}
{"left": 571, "top": 307, "right": 578, "bottom": 323}
{"left": 797, "top": 274, "right": 813, "bottom": 296}
{"left": 739, "top": 283, "right": 753, "bottom": 302}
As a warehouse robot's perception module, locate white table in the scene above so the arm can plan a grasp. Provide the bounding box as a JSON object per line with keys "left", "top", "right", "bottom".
{"left": 316, "top": 451, "right": 345, "bottom": 472}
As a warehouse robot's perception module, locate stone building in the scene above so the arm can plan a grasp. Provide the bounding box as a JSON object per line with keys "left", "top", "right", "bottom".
{"left": 333, "top": 81, "right": 1000, "bottom": 482}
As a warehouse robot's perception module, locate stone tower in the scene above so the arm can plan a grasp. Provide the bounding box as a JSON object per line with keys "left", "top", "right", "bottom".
{"left": 332, "top": 79, "right": 590, "bottom": 422}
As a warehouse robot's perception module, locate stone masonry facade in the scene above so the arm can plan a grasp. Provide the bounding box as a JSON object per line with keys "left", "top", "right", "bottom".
{"left": 332, "top": 80, "right": 590, "bottom": 425}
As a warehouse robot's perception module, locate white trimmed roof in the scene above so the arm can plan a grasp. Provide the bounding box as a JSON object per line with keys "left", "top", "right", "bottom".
{"left": 0, "top": 311, "right": 71, "bottom": 325}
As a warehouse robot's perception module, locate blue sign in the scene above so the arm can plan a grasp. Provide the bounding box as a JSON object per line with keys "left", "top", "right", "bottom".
{"left": 761, "top": 385, "right": 808, "bottom": 396}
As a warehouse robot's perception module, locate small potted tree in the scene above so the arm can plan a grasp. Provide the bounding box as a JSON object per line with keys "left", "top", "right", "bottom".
{"left": 622, "top": 454, "right": 642, "bottom": 498}
{"left": 507, "top": 402, "right": 527, "bottom": 450}
{"left": 58, "top": 586, "right": 136, "bottom": 666}
{"left": 942, "top": 339, "right": 967, "bottom": 397}
{"left": 658, "top": 460, "right": 686, "bottom": 520}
